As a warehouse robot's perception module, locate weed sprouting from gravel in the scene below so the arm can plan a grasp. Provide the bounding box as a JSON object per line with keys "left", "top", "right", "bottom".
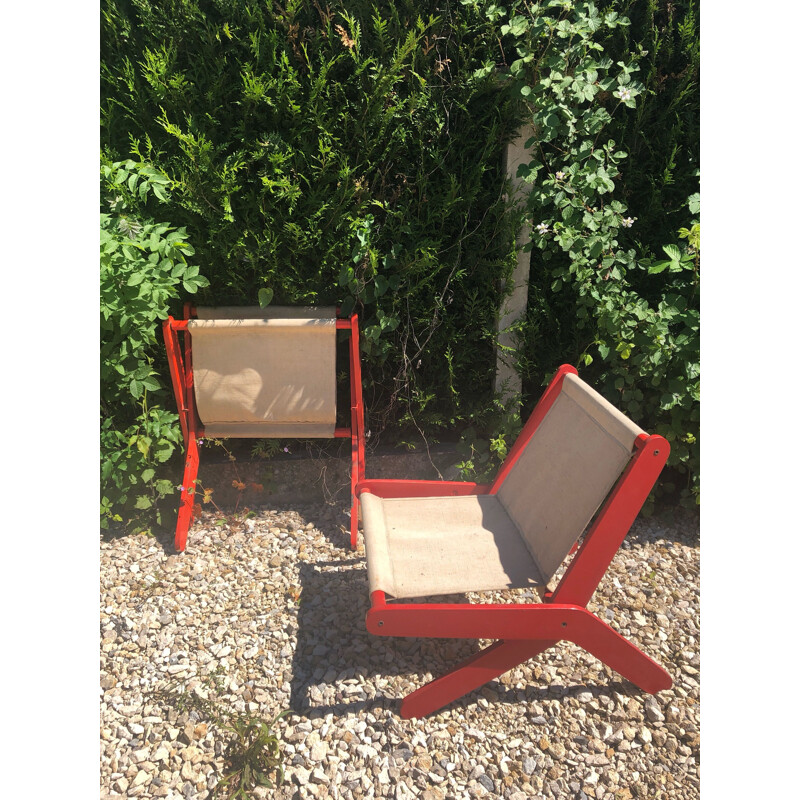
{"left": 149, "top": 669, "right": 289, "bottom": 798}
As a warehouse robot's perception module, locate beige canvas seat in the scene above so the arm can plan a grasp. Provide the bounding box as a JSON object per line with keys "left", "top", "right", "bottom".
{"left": 361, "top": 493, "right": 546, "bottom": 599}
{"left": 356, "top": 365, "right": 673, "bottom": 718}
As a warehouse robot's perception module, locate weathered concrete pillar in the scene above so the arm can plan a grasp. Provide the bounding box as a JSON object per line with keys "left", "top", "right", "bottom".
{"left": 495, "top": 123, "right": 535, "bottom": 405}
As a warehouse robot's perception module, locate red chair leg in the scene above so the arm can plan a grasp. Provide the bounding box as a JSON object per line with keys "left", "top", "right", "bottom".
{"left": 350, "top": 430, "right": 360, "bottom": 550}
{"left": 400, "top": 639, "right": 556, "bottom": 719}
{"left": 571, "top": 612, "right": 672, "bottom": 693}
{"left": 350, "top": 494, "right": 359, "bottom": 550}
{"left": 174, "top": 436, "right": 200, "bottom": 552}
{"left": 399, "top": 610, "right": 671, "bottom": 718}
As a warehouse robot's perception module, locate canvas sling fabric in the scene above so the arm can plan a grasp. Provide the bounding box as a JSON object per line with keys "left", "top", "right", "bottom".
{"left": 361, "top": 493, "right": 545, "bottom": 599}
{"left": 187, "top": 312, "right": 337, "bottom": 438}
{"left": 496, "top": 372, "right": 644, "bottom": 581}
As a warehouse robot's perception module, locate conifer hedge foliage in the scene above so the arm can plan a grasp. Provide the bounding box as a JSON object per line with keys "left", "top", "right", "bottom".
{"left": 101, "top": 0, "right": 699, "bottom": 530}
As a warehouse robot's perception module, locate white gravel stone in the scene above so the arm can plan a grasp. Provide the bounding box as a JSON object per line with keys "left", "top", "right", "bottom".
{"left": 101, "top": 503, "right": 699, "bottom": 800}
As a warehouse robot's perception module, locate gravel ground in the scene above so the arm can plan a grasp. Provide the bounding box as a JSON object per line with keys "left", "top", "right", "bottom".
{"left": 100, "top": 502, "right": 699, "bottom": 800}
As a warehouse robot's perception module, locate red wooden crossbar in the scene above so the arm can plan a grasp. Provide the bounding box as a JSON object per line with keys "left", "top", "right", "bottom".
{"left": 163, "top": 307, "right": 366, "bottom": 552}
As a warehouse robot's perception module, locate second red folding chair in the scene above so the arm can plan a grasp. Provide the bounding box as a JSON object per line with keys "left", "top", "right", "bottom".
{"left": 163, "top": 304, "right": 366, "bottom": 552}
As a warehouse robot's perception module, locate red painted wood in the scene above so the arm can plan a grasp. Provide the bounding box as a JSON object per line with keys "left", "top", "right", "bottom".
{"left": 356, "top": 479, "right": 490, "bottom": 498}
{"left": 369, "top": 600, "right": 671, "bottom": 716}
{"left": 183, "top": 323, "right": 202, "bottom": 438}
{"left": 175, "top": 435, "right": 200, "bottom": 552}
{"left": 397, "top": 611, "right": 670, "bottom": 719}
{"left": 348, "top": 315, "right": 366, "bottom": 549}
{"left": 369, "top": 601, "right": 600, "bottom": 640}
{"left": 400, "top": 639, "right": 555, "bottom": 719}
{"left": 360, "top": 368, "right": 673, "bottom": 717}
{"left": 162, "top": 319, "right": 188, "bottom": 443}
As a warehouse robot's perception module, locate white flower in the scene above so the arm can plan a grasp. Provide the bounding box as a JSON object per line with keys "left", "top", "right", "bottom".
{"left": 621, "top": 216, "right": 635, "bottom": 228}
{"left": 555, "top": 171, "right": 566, "bottom": 180}
{"left": 616, "top": 87, "right": 632, "bottom": 102}
{"left": 536, "top": 222, "right": 550, "bottom": 235}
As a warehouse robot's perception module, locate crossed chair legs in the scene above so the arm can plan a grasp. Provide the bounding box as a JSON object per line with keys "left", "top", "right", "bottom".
{"left": 366, "top": 594, "right": 672, "bottom": 719}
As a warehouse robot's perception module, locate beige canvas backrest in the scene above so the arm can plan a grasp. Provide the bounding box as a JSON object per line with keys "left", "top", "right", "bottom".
{"left": 496, "top": 373, "right": 644, "bottom": 583}
{"left": 187, "top": 306, "right": 338, "bottom": 437}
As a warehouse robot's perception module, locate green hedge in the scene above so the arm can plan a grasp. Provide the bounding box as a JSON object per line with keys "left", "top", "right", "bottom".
{"left": 100, "top": 0, "right": 700, "bottom": 527}
{"left": 100, "top": 158, "right": 209, "bottom": 530}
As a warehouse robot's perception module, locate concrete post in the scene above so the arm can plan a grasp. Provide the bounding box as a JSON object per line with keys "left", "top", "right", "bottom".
{"left": 494, "top": 123, "right": 535, "bottom": 406}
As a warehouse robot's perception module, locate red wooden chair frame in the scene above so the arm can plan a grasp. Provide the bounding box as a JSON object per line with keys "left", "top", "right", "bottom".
{"left": 163, "top": 303, "right": 366, "bottom": 552}
{"left": 356, "top": 365, "right": 671, "bottom": 718}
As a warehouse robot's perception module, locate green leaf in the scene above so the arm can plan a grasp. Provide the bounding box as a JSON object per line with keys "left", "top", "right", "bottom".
{"left": 374, "top": 275, "right": 388, "bottom": 296}
{"left": 662, "top": 244, "right": 681, "bottom": 262}
{"left": 153, "top": 442, "right": 175, "bottom": 463}
{"left": 134, "top": 495, "right": 153, "bottom": 509}
{"left": 258, "top": 287, "right": 274, "bottom": 307}
{"left": 141, "top": 468, "right": 156, "bottom": 483}
{"left": 616, "top": 342, "right": 633, "bottom": 360}
{"left": 155, "top": 479, "right": 175, "bottom": 495}
{"left": 501, "top": 16, "right": 529, "bottom": 37}
{"left": 140, "top": 377, "right": 161, "bottom": 392}
{"left": 587, "top": 238, "right": 603, "bottom": 259}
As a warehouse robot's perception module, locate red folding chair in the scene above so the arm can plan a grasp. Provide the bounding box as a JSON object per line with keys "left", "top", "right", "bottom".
{"left": 163, "top": 304, "right": 366, "bottom": 552}
{"left": 357, "top": 364, "right": 671, "bottom": 718}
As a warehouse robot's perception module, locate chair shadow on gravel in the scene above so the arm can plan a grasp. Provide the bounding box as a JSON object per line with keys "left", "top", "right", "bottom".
{"left": 101, "top": 523, "right": 178, "bottom": 554}
{"left": 288, "top": 558, "right": 645, "bottom": 721}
